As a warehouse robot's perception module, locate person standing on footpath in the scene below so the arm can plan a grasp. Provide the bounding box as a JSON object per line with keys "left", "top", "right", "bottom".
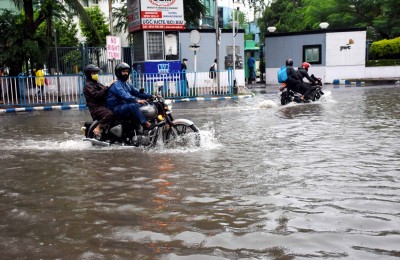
{"left": 247, "top": 54, "right": 256, "bottom": 83}
{"left": 209, "top": 58, "right": 217, "bottom": 94}
{"left": 181, "top": 58, "right": 189, "bottom": 90}
{"left": 35, "top": 64, "right": 45, "bottom": 102}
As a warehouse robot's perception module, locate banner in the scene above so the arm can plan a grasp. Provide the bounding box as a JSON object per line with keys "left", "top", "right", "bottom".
{"left": 128, "top": 0, "right": 184, "bottom": 32}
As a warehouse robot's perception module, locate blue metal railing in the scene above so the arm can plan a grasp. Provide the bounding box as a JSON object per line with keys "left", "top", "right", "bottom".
{"left": 0, "top": 70, "right": 234, "bottom": 108}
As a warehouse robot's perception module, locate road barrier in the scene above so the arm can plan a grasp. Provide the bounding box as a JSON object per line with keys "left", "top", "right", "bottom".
{"left": 0, "top": 69, "right": 235, "bottom": 108}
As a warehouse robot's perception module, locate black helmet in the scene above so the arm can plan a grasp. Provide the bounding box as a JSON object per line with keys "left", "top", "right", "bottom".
{"left": 84, "top": 64, "right": 100, "bottom": 78}
{"left": 115, "top": 62, "right": 130, "bottom": 81}
{"left": 285, "top": 59, "right": 293, "bottom": 66}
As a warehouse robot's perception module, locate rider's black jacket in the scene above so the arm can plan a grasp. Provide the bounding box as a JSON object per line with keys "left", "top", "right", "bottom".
{"left": 83, "top": 79, "right": 109, "bottom": 110}
{"left": 285, "top": 66, "right": 302, "bottom": 92}
{"left": 297, "top": 67, "right": 316, "bottom": 84}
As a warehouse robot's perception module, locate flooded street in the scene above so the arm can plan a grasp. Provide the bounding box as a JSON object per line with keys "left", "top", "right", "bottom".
{"left": 1, "top": 84, "right": 399, "bottom": 259}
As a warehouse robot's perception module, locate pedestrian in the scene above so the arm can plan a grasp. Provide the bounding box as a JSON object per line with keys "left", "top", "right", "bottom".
{"left": 181, "top": 58, "right": 189, "bottom": 90}
{"left": 209, "top": 58, "right": 217, "bottom": 94}
{"left": 247, "top": 54, "right": 256, "bottom": 83}
{"left": 35, "top": 64, "right": 45, "bottom": 102}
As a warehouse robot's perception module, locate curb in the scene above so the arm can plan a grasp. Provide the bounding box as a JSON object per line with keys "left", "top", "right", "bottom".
{"left": 0, "top": 94, "right": 254, "bottom": 114}
{"left": 332, "top": 79, "right": 365, "bottom": 85}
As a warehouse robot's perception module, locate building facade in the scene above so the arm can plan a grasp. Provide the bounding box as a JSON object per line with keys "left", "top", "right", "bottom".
{"left": 264, "top": 28, "right": 368, "bottom": 84}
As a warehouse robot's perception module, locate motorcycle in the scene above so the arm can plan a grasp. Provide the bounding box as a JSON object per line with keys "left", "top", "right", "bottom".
{"left": 81, "top": 97, "right": 200, "bottom": 147}
{"left": 280, "top": 75, "right": 324, "bottom": 105}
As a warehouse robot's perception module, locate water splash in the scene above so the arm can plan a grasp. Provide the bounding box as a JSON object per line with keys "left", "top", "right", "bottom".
{"left": 1, "top": 125, "right": 221, "bottom": 153}
{"left": 258, "top": 99, "right": 278, "bottom": 109}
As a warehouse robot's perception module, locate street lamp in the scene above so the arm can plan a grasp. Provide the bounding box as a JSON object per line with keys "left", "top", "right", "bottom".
{"left": 319, "top": 22, "right": 329, "bottom": 29}
{"left": 267, "top": 26, "right": 276, "bottom": 33}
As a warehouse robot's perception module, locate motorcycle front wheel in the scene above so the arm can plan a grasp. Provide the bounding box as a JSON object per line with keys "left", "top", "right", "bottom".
{"left": 163, "top": 122, "right": 200, "bottom": 147}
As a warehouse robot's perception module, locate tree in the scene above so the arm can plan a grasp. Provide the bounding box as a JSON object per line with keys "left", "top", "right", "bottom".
{"left": 3, "top": 0, "right": 101, "bottom": 75}
{"left": 80, "top": 6, "right": 110, "bottom": 46}
{"left": 257, "top": 0, "right": 400, "bottom": 41}
{"left": 0, "top": 9, "right": 43, "bottom": 76}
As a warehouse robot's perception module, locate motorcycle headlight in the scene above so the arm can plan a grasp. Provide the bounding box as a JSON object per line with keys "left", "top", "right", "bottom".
{"left": 164, "top": 100, "right": 172, "bottom": 111}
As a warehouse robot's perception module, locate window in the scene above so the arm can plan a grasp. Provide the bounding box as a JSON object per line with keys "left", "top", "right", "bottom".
{"left": 165, "top": 32, "right": 179, "bottom": 60}
{"left": 145, "top": 31, "right": 180, "bottom": 61}
{"left": 132, "top": 32, "right": 145, "bottom": 61}
{"left": 147, "top": 32, "right": 164, "bottom": 60}
{"left": 303, "top": 45, "right": 321, "bottom": 64}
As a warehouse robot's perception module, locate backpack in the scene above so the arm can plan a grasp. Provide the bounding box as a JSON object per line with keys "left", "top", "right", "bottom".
{"left": 277, "top": 66, "right": 288, "bottom": 83}
{"left": 209, "top": 64, "right": 216, "bottom": 79}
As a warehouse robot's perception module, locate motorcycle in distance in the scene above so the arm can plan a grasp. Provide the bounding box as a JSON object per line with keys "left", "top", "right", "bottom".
{"left": 81, "top": 93, "right": 200, "bottom": 147}
{"left": 280, "top": 75, "right": 324, "bottom": 105}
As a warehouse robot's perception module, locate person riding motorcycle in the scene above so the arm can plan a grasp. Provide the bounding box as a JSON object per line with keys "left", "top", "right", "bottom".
{"left": 83, "top": 64, "right": 115, "bottom": 137}
{"left": 279, "top": 59, "right": 315, "bottom": 100}
{"left": 106, "top": 62, "right": 157, "bottom": 129}
{"left": 297, "top": 62, "right": 317, "bottom": 85}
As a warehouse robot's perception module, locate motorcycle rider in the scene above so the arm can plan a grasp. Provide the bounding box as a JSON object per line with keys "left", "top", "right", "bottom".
{"left": 297, "top": 62, "right": 317, "bottom": 85}
{"left": 83, "top": 64, "right": 115, "bottom": 138}
{"left": 279, "top": 59, "right": 315, "bottom": 100}
{"left": 106, "top": 62, "right": 157, "bottom": 129}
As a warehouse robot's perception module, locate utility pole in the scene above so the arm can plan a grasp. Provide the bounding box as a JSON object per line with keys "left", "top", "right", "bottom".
{"left": 108, "top": 0, "right": 115, "bottom": 76}
{"left": 54, "top": 27, "right": 61, "bottom": 103}
{"left": 214, "top": 0, "right": 220, "bottom": 93}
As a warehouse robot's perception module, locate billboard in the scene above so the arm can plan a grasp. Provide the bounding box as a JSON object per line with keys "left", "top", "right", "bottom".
{"left": 128, "top": 0, "right": 185, "bottom": 32}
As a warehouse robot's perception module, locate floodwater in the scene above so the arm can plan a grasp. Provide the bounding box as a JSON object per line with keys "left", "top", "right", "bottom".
{"left": 0, "top": 84, "right": 399, "bottom": 259}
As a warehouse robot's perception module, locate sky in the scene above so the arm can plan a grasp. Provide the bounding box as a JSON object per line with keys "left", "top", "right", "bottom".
{"left": 218, "top": 0, "right": 269, "bottom": 22}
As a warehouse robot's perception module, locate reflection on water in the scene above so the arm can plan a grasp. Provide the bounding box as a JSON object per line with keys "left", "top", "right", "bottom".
{"left": 0, "top": 85, "right": 399, "bottom": 259}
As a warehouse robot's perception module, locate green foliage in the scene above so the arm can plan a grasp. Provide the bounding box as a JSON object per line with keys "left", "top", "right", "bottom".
{"left": 183, "top": 0, "right": 206, "bottom": 28}
{"left": 80, "top": 6, "right": 109, "bottom": 46}
{"left": 244, "top": 34, "right": 254, "bottom": 41}
{"left": 226, "top": 9, "right": 247, "bottom": 29}
{"left": 56, "top": 19, "right": 79, "bottom": 47}
{"left": 257, "top": 0, "right": 400, "bottom": 41}
{"left": 62, "top": 49, "right": 82, "bottom": 73}
{"left": 0, "top": 9, "right": 42, "bottom": 74}
{"left": 366, "top": 59, "right": 400, "bottom": 67}
{"left": 369, "top": 37, "right": 400, "bottom": 60}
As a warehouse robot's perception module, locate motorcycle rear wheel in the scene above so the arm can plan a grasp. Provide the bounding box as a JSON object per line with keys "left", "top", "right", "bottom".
{"left": 281, "top": 92, "right": 291, "bottom": 105}
{"left": 163, "top": 123, "right": 200, "bottom": 147}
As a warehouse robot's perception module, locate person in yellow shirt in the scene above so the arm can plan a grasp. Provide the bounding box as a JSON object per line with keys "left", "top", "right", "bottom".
{"left": 35, "top": 64, "right": 45, "bottom": 101}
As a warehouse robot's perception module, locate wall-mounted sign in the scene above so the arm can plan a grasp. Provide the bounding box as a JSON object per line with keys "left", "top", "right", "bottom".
{"left": 106, "top": 36, "right": 121, "bottom": 60}
{"left": 128, "top": 0, "right": 185, "bottom": 32}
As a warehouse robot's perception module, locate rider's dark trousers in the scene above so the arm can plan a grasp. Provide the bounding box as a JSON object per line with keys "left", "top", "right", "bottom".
{"left": 299, "top": 83, "right": 315, "bottom": 99}
{"left": 89, "top": 106, "right": 114, "bottom": 130}
{"left": 112, "top": 103, "right": 147, "bottom": 125}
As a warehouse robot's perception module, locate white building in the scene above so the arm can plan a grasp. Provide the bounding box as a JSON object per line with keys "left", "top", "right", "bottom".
{"left": 264, "top": 28, "right": 399, "bottom": 84}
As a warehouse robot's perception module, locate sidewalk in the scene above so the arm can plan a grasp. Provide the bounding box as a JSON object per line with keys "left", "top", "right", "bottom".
{"left": 0, "top": 94, "right": 254, "bottom": 114}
